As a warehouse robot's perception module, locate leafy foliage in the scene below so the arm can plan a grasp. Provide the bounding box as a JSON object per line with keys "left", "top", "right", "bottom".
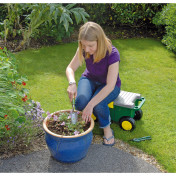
{"left": 111, "top": 3, "right": 164, "bottom": 28}
{"left": 153, "top": 4, "right": 176, "bottom": 53}
{"left": 81, "top": 3, "right": 164, "bottom": 29}
{"left": 34, "top": 22, "right": 74, "bottom": 43}
{"left": 0, "top": 47, "right": 45, "bottom": 150}
{"left": 0, "top": 3, "right": 89, "bottom": 51}
{"left": 80, "top": 4, "right": 112, "bottom": 26}
{"left": 0, "top": 4, "right": 7, "bottom": 20}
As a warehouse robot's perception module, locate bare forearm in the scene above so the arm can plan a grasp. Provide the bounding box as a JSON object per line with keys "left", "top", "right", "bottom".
{"left": 66, "top": 48, "right": 80, "bottom": 83}
{"left": 66, "top": 67, "right": 76, "bottom": 83}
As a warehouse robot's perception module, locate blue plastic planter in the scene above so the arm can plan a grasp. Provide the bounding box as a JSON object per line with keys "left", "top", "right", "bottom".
{"left": 43, "top": 110, "right": 94, "bottom": 163}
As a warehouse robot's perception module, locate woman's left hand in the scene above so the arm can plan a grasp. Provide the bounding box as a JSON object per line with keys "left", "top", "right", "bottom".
{"left": 82, "top": 103, "right": 94, "bottom": 123}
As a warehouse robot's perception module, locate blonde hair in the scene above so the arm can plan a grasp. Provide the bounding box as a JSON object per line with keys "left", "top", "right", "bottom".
{"left": 78, "top": 22, "right": 112, "bottom": 64}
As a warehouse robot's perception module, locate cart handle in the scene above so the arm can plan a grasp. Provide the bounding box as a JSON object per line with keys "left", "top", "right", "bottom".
{"left": 134, "top": 97, "right": 145, "bottom": 110}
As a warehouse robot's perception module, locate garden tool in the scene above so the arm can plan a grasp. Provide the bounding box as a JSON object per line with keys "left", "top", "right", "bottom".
{"left": 130, "top": 136, "right": 152, "bottom": 142}
{"left": 71, "top": 97, "right": 78, "bottom": 124}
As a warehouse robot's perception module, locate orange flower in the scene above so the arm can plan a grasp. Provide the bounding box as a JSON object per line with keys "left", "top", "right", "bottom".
{"left": 22, "top": 95, "right": 28, "bottom": 102}
{"left": 11, "top": 81, "right": 15, "bottom": 85}
{"left": 22, "top": 82, "right": 26, "bottom": 86}
{"left": 5, "top": 125, "right": 10, "bottom": 131}
{"left": 4, "top": 115, "right": 7, "bottom": 119}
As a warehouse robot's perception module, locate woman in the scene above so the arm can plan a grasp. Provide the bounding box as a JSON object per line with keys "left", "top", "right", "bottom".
{"left": 66, "top": 22, "right": 121, "bottom": 146}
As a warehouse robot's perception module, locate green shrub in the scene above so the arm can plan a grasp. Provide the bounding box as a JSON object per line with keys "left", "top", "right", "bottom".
{"left": 153, "top": 4, "right": 176, "bottom": 53}
{"left": 80, "top": 3, "right": 165, "bottom": 37}
{"left": 0, "top": 4, "right": 7, "bottom": 25}
{"left": 80, "top": 4, "right": 112, "bottom": 26}
{"left": 33, "top": 20, "right": 74, "bottom": 43}
{"left": 1, "top": 3, "right": 89, "bottom": 51}
{"left": 111, "top": 3, "right": 164, "bottom": 28}
{"left": 0, "top": 47, "right": 45, "bottom": 151}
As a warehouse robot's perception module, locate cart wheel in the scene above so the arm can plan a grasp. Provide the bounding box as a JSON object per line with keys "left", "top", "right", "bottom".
{"left": 119, "top": 117, "right": 136, "bottom": 131}
{"left": 134, "top": 109, "right": 143, "bottom": 120}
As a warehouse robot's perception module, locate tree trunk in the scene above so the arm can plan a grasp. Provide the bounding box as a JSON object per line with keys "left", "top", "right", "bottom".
{"left": 14, "top": 27, "right": 32, "bottom": 52}
{"left": 14, "top": 40, "right": 27, "bottom": 52}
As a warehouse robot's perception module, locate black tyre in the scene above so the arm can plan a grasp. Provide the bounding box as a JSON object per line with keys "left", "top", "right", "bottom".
{"left": 134, "top": 109, "right": 143, "bottom": 121}
{"left": 119, "top": 117, "right": 136, "bottom": 131}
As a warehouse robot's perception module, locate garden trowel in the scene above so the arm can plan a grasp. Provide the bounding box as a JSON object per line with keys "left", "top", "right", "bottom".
{"left": 71, "top": 97, "right": 78, "bottom": 124}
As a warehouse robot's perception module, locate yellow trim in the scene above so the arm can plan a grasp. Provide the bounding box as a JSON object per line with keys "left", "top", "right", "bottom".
{"left": 108, "top": 102, "right": 114, "bottom": 108}
{"left": 91, "top": 114, "right": 96, "bottom": 120}
{"left": 91, "top": 101, "right": 114, "bottom": 120}
{"left": 121, "top": 121, "right": 132, "bottom": 131}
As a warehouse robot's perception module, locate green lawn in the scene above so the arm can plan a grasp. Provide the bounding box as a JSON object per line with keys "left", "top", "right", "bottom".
{"left": 16, "top": 38, "right": 176, "bottom": 172}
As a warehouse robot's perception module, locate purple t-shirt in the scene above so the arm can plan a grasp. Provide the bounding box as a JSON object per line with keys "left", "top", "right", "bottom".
{"left": 82, "top": 46, "right": 121, "bottom": 87}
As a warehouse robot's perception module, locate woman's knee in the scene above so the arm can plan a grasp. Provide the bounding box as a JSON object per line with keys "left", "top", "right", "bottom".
{"left": 75, "top": 95, "right": 89, "bottom": 111}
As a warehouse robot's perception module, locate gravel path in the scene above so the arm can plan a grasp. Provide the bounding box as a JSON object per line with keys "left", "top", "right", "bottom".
{"left": 0, "top": 135, "right": 166, "bottom": 173}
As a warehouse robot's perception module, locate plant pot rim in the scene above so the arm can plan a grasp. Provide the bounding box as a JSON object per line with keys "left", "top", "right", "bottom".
{"left": 43, "top": 109, "right": 94, "bottom": 139}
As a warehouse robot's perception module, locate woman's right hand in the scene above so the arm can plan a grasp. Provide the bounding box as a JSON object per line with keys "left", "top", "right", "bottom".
{"left": 67, "top": 84, "right": 77, "bottom": 102}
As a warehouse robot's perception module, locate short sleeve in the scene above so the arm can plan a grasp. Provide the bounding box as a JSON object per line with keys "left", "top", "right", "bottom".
{"left": 108, "top": 46, "right": 120, "bottom": 65}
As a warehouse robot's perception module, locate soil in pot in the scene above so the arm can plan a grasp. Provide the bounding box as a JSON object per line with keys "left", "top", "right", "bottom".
{"left": 47, "top": 111, "right": 90, "bottom": 136}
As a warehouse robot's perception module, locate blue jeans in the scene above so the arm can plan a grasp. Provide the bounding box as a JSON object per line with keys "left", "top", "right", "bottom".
{"left": 75, "top": 77, "right": 120, "bottom": 128}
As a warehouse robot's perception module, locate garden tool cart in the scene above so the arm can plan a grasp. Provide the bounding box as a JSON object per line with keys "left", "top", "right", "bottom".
{"left": 109, "top": 90, "right": 145, "bottom": 131}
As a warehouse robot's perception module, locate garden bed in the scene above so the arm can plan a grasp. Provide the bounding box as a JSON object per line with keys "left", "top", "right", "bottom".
{"left": 0, "top": 26, "right": 163, "bottom": 53}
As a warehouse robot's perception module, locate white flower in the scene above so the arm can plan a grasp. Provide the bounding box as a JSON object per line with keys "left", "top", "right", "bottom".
{"left": 46, "top": 111, "right": 52, "bottom": 119}
{"left": 27, "top": 111, "right": 31, "bottom": 115}
{"left": 61, "top": 121, "right": 65, "bottom": 126}
{"left": 74, "top": 130, "right": 80, "bottom": 135}
{"left": 46, "top": 111, "right": 51, "bottom": 115}
{"left": 53, "top": 115, "right": 58, "bottom": 121}
{"left": 36, "top": 102, "right": 41, "bottom": 108}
